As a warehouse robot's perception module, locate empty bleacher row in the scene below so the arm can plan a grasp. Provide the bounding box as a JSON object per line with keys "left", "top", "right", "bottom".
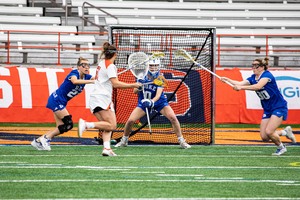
{"left": 0, "top": 0, "right": 104, "bottom": 65}
{"left": 67, "top": 0, "right": 300, "bottom": 67}
{"left": 0, "top": 0, "right": 299, "bottom": 67}
{"left": 1, "top": 0, "right": 27, "bottom": 6}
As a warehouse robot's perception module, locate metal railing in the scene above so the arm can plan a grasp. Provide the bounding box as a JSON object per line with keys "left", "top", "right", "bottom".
{"left": 1, "top": 30, "right": 299, "bottom": 67}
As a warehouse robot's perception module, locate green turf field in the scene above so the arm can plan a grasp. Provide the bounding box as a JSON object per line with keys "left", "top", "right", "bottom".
{"left": 0, "top": 145, "right": 299, "bottom": 199}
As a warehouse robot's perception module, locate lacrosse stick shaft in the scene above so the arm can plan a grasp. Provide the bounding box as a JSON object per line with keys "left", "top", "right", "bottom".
{"left": 192, "top": 59, "right": 234, "bottom": 87}
{"left": 176, "top": 49, "right": 234, "bottom": 87}
{"left": 143, "top": 86, "right": 152, "bottom": 134}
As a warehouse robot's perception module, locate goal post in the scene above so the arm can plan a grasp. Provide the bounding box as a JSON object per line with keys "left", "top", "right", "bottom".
{"left": 109, "top": 26, "right": 216, "bottom": 145}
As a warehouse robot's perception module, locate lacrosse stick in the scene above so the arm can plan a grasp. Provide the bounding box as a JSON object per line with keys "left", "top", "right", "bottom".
{"left": 118, "top": 51, "right": 165, "bottom": 75}
{"left": 174, "top": 49, "right": 234, "bottom": 87}
{"left": 128, "top": 52, "right": 153, "bottom": 134}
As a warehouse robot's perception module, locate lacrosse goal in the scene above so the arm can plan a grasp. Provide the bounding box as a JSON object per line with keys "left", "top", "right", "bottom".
{"left": 109, "top": 26, "right": 216, "bottom": 145}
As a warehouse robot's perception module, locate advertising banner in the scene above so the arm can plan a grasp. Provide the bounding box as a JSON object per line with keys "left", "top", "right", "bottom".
{"left": 1, "top": 67, "right": 299, "bottom": 124}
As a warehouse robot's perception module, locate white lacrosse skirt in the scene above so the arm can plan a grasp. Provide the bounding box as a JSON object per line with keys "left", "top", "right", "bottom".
{"left": 89, "top": 59, "right": 117, "bottom": 113}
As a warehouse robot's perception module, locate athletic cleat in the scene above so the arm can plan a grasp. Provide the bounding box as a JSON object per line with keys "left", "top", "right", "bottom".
{"left": 31, "top": 139, "right": 45, "bottom": 150}
{"left": 285, "top": 126, "right": 297, "bottom": 144}
{"left": 272, "top": 146, "right": 287, "bottom": 156}
{"left": 114, "top": 138, "right": 128, "bottom": 147}
{"left": 179, "top": 140, "right": 191, "bottom": 149}
{"left": 102, "top": 148, "right": 117, "bottom": 156}
{"left": 40, "top": 135, "right": 51, "bottom": 151}
{"left": 77, "top": 118, "right": 86, "bottom": 138}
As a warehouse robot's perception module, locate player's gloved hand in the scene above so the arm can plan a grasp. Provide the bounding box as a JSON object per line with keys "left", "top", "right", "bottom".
{"left": 137, "top": 79, "right": 145, "bottom": 91}
{"left": 137, "top": 85, "right": 143, "bottom": 91}
{"left": 141, "top": 99, "right": 154, "bottom": 109}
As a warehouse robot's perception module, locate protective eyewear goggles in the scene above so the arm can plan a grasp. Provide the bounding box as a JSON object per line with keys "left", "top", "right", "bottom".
{"left": 251, "top": 63, "right": 261, "bottom": 69}
{"left": 149, "top": 64, "right": 159, "bottom": 67}
{"left": 79, "top": 63, "right": 90, "bottom": 68}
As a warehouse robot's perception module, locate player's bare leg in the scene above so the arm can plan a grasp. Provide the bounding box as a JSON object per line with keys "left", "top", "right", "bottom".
{"left": 160, "top": 106, "right": 191, "bottom": 149}
{"left": 260, "top": 116, "right": 287, "bottom": 156}
{"left": 32, "top": 109, "right": 70, "bottom": 151}
{"left": 115, "top": 107, "right": 145, "bottom": 147}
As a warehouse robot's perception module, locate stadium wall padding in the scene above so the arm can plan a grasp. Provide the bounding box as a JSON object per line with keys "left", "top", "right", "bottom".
{"left": 0, "top": 66, "right": 299, "bottom": 124}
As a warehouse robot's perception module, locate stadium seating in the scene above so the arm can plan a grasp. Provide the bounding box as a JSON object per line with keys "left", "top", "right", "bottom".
{"left": 0, "top": 15, "right": 61, "bottom": 25}
{"left": 104, "top": 18, "right": 300, "bottom": 29}
{"left": 216, "top": 29, "right": 300, "bottom": 35}
{"left": 72, "top": 0, "right": 300, "bottom": 12}
{"left": 73, "top": 0, "right": 298, "bottom": 67}
{"left": 0, "top": 1, "right": 100, "bottom": 65}
{"left": 0, "top": 34, "right": 95, "bottom": 45}
{"left": 88, "top": 8, "right": 300, "bottom": 20}
{"left": 0, "top": 0, "right": 27, "bottom": 6}
{"left": 0, "top": 33, "right": 97, "bottom": 63}
{"left": 0, "top": 24, "right": 77, "bottom": 34}
{"left": 0, "top": 6, "right": 44, "bottom": 16}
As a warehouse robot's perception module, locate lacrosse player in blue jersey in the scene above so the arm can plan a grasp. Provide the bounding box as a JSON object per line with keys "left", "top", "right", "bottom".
{"left": 31, "top": 57, "right": 95, "bottom": 151}
{"left": 221, "top": 57, "right": 296, "bottom": 156}
{"left": 115, "top": 58, "right": 191, "bottom": 149}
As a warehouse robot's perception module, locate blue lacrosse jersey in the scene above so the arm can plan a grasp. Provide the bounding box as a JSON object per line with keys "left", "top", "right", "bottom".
{"left": 46, "top": 69, "right": 92, "bottom": 111}
{"left": 137, "top": 73, "right": 168, "bottom": 112}
{"left": 246, "top": 70, "right": 287, "bottom": 113}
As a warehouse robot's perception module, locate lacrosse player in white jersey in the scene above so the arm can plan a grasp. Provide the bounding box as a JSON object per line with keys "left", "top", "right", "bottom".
{"left": 221, "top": 57, "right": 296, "bottom": 156}
{"left": 77, "top": 42, "right": 141, "bottom": 156}
{"left": 115, "top": 58, "right": 191, "bottom": 149}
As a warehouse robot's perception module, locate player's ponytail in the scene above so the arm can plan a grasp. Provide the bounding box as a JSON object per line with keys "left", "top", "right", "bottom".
{"left": 100, "top": 42, "right": 117, "bottom": 60}
{"left": 262, "top": 57, "right": 269, "bottom": 70}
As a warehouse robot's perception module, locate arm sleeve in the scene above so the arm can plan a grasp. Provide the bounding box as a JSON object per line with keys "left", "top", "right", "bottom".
{"left": 246, "top": 75, "right": 255, "bottom": 85}
{"left": 107, "top": 64, "right": 117, "bottom": 78}
{"left": 260, "top": 71, "right": 272, "bottom": 83}
{"left": 67, "top": 70, "right": 79, "bottom": 81}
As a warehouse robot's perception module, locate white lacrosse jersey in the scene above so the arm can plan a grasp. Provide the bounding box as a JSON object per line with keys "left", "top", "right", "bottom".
{"left": 89, "top": 59, "right": 117, "bottom": 113}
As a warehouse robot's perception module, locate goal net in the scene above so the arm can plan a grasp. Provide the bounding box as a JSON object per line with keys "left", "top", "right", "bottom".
{"left": 109, "top": 26, "right": 215, "bottom": 145}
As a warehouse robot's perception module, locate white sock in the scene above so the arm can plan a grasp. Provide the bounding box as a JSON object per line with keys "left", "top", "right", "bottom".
{"left": 44, "top": 135, "right": 51, "bottom": 141}
{"left": 281, "top": 130, "right": 287, "bottom": 136}
{"left": 86, "top": 122, "right": 95, "bottom": 129}
{"left": 103, "top": 141, "right": 110, "bottom": 149}
{"left": 278, "top": 143, "right": 285, "bottom": 149}
{"left": 178, "top": 136, "right": 184, "bottom": 143}
{"left": 123, "top": 136, "right": 129, "bottom": 141}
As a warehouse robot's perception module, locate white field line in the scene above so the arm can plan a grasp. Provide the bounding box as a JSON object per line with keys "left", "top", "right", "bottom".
{"left": 194, "top": 177, "right": 244, "bottom": 180}
{"left": 156, "top": 174, "right": 204, "bottom": 177}
{"left": 1, "top": 154, "right": 300, "bottom": 158}
{"left": 228, "top": 151, "right": 264, "bottom": 153}
{"left": 277, "top": 183, "right": 300, "bottom": 186}
{"left": 6, "top": 198, "right": 300, "bottom": 200}
{"left": 121, "top": 171, "right": 165, "bottom": 174}
{"left": 0, "top": 179, "right": 298, "bottom": 184}
{"left": 0, "top": 165, "right": 299, "bottom": 170}
{"left": 2, "top": 144, "right": 300, "bottom": 148}
{"left": 17, "top": 163, "right": 63, "bottom": 166}
{"left": 86, "top": 168, "right": 131, "bottom": 171}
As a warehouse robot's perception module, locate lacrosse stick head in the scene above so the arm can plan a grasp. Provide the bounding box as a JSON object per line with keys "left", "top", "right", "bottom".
{"left": 174, "top": 49, "right": 194, "bottom": 62}
{"left": 128, "top": 52, "right": 149, "bottom": 80}
{"left": 150, "top": 51, "right": 165, "bottom": 59}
